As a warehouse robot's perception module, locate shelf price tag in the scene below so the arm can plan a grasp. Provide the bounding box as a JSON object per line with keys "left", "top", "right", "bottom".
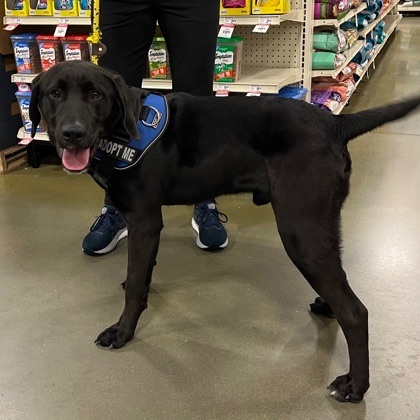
{"left": 3, "top": 19, "right": 21, "bottom": 31}
{"left": 253, "top": 17, "right": 272, "bottom": 34}
{"left": 246, "top": 85, "right": 263, "bottom": 96}
{"left": 218, "top": 18, "right": 237, "bottom": 38}
{"left": 14, "top": 75, "right": 30, "bottom": 83}
{"left": 215, "top": 84, "right": 231, "bottom": 97}
{"left": 54, "top": 22, "right": 69, "bottom": 37}
{"left": 19, "top": 135, "right": 33, "bottom": 145}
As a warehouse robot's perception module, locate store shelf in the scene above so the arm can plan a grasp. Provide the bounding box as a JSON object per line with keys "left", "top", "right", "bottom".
{"left": 397, "top": 4, "right": 420, "bottom": 10}
{"left": 13, "top": 67, "right": 301, "bottom": 94}
{"left": 313, "top": 3, "right": 368, "bottom": 27}
{"left": 3, "top": 16, "right": 90, "bottom": 25}
{"left": 359, "top": 0, "right": 400, "bottom": 37}
{"left": 4, "top": 11, "right": 305, "bottom": 27}
{"left": 11, "top": 74, "right": 37, "bottom": 83}
{"left": 140, "top": 67, "right": 302, "bottom": 94}
{"left": 219, "top": 9, "right": 305, "bottom": 25}
{"left": 18, "top": 127, "right": 49, "bottom": 142}
{"left": 312, "top": 40, "right": 364, "bottom": 78}
{"left": 332, "top": 13, "right": 402, "bottom": 114}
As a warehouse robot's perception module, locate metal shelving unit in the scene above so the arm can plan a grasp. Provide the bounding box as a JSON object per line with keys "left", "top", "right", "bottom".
{"left": 312, "top": 0, "right": 402, "bottom": 114}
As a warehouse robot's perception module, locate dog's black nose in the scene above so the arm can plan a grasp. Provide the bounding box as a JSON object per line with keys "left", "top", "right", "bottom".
{"left": 61, "top": 123, "right": 86, "bottom": 143}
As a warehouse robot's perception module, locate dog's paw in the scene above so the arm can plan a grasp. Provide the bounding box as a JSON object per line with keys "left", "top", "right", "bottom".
{"left": 95, "top": 323, "right": 134, "bottom": 349}
{"left": 310, "top": 296, "right": 336, "bottom": 318}
{"left": 328, "top": 374, "right": 368, "bottom": 403}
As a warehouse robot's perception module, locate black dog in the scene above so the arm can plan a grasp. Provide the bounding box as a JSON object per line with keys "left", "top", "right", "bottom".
{"left": 29, "top": 60, "right": 420, "bottom": 403}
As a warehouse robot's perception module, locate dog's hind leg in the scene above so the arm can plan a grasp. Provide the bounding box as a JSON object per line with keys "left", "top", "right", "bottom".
{"left": 95, "top": 209, "right": 163, "bottom": 349}
{"left": 267, "top": 157, "right": 369, "bottom": 402}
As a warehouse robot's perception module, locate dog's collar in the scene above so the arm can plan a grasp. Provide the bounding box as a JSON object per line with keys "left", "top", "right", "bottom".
{"left": 88, "top": 90, "right": 169, "bottom": 190}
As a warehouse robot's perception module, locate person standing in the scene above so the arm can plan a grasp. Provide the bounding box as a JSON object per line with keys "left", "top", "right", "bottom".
{"left": 82, "top": 0, "right": 229, "bottom": 255}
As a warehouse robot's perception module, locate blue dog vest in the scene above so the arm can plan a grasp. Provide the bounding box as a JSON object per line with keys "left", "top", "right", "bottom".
{"left": 89, "top": 91, "right": 169, "bottom": 189}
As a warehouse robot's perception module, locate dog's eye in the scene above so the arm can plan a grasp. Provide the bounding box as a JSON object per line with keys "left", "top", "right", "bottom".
{"left": 90, "top": 91, "right": 102, "bottom": 100}
{"left": 50, "top": 89, "right": 61, "bottom": 99}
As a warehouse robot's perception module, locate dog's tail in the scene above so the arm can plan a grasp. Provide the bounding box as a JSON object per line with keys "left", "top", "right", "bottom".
{"left": 335, "top": 96, "right": 420, "bottom": 144}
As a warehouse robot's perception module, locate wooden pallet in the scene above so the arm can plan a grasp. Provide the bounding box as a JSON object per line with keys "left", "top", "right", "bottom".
{"left": 0, "top": 145, "right": 28, "bottom": 174}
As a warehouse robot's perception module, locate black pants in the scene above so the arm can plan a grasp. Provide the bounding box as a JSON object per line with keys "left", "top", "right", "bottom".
{"left": 99, "top": 0, "right": 220, "bottom": 206}
{"left": 99, "top": 0, "right": 220, "bottom": 94}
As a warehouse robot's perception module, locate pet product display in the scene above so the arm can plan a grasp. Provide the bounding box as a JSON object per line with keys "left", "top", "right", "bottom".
{"left": 78, "top": 0, "right": 91, "bottom": 16}
{"left": 252, "top": 0, "right": 291, "bottom": 14}
{"left": 60, "top": 35, "right": 90, "bottom": 61}
{"left": 313, "top": 0, "right": 351, "bottom": 19}
{"left": 10, "top": 34, "right": 42, "bottom": 74}
{"left": 36, "top": 35, "right": 64, "bottom": 71}
{"left": 214, "top": 36, "right": 243, "bottom": 82}
{"left": 15, "top": 91, "right": 47, "bottom": 133}
{"left": 313, "top": 29, "right": 349, "bottom": 53}
{"left": 28, "top": 0, "right": 53, "bottom": 15}
{"left": 148, "top": 37, "right": 170, "bottom": 79}
{"left": 312, "top": 51, "right": 346, "bottom": 70}
{"left": 4, "top": 0, "right": 29, "bottom": 15}
{"left": 219, "top": 0, "right": 251, "bottom": 16}
{"left": 53, "top": 0, "right": 78, "bottom": 16}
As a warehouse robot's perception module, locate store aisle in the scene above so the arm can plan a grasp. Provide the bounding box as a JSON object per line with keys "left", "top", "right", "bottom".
{"left": 0, "top": 17, "right": 419, "bottom": 420}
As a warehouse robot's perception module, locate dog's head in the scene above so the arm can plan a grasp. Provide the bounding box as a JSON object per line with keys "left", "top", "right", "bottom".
{"left": 29, "top": 60, "right": 140, "bottom": 173}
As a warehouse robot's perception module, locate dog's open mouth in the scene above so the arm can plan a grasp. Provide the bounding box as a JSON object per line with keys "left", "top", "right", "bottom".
{"left": 61, "top": 148, "right": 93, "bottom": 173}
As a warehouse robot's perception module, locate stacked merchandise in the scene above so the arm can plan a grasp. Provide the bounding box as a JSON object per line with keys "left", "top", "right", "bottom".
{"left": 10, "top": 33, "right": 90, "bottom": 135}
{"left": 220, "top": 0, "right": 291, "bottom": 16}
{"left": 313, "top": 0, "right": 353, "bottom": 19}
{"left": 5, "top": 0, "right": 91, "bottom": 16}
{"left": 312, "top": 0, "right": 391, "bottom": 111}
{"left": 311, "top": 28, "right": 356, "bottom": 111}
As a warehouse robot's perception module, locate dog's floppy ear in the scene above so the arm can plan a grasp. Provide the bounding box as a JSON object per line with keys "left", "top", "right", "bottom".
{"left": 29, "top": 72, "right": 45, "bottom": 138}
{"left": 108, "top": 72, "right": 140, "bottom": 139}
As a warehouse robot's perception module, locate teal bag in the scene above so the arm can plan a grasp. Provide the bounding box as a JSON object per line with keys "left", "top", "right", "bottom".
{"left": 313, "top": 29, "right": 349, "bottom": 53}
{"left": 312, "top": 52, "right": 337, "bottom": 70}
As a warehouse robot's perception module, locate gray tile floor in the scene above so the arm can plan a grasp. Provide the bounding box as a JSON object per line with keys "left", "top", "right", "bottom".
{"left": 1, "top": 18, "right": 419, "bottom": 420}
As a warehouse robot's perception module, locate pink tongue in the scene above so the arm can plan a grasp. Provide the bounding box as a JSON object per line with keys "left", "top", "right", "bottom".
{"left": 62, "top": 149, "right": 90, "bottom": 171}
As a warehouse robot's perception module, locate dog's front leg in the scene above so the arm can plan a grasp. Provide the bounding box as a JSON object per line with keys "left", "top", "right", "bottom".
{"left": 95, "top": 210, "right": 163, "bottom": 349}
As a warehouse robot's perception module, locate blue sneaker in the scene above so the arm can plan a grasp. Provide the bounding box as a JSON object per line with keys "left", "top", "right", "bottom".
{"left": 82, "top": 205, "right": 128, "bottom": 255}
{"left": 192, "top": 201, "right": 228, "bottom": 250}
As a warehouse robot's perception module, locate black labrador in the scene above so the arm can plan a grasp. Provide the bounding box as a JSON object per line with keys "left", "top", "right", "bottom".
{"left": 29, "top": 60, "right": 420, "bottom": 403}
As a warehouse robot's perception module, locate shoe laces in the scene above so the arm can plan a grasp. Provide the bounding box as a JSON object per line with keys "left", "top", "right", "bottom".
{"left": 195, "top": 205, "right": 228, "bottom": 229}
{"left": 90, "top": 207, "right": 119, "bottom": 234}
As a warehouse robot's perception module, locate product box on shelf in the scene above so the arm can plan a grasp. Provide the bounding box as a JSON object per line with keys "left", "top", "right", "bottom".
{"left": 220, "top": 0, "right": 251, "bottom": 16}
{"left": 60, "top": 35, "right": 90, "bottom": 61}
{"left": 10, "top": 33, "right": 42, "bottom": 74}
{"left": 29, "top": 0, "right": 53, "bottom": 15}
{"left": 214, "top": 36, "right": 243, "bottom": 82}
{"left": 77, "top": 0, "right": 90, "bottom": 16}
{"left": 37, "top": 35, "right": 64, "bottom": 70}
{"left": 252, "top": 0, "right": 290, "bottom": 14}
{"left": 15, "top": 91, "right": 47, "bottom": 133}
{"left": 53, "top": 0, "right": 78, "bottom": 16}
{"left": 4, "top": 0, "right": 29, "bottom": 16}
{"left": 148, "top": 37, "right": 170, "bottom": 79}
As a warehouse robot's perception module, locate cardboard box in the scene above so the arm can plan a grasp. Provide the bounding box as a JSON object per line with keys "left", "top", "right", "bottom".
{"left": 252, "top": 0, "right": 290, "bottom": 14}
{"left": 4, "top": 0, "right": 29, "bottom": 16}
{"left": 29, "top": 0, "right": 53, "bottom": 15}
{"left": 53, "top": 0, "right": 78, "bottom": 17}
{"left": 220, "top": 0, "right": 251, "bottom": 16}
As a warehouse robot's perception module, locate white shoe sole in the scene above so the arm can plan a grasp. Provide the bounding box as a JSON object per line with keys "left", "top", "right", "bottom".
{"left": 191, "top": 218, "right": 228, "bottom": 250}
{"left": 83, "top": 228, "right": 128, "bottom": 255}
